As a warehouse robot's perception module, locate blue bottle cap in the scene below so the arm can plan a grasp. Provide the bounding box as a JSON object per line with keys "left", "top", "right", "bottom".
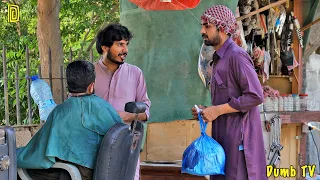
{"left": 30, "top": 75, "right": 39, "bottom": 81}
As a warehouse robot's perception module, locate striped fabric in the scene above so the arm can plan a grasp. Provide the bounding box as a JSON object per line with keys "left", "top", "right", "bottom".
{"left": 201, "top": 5, "right": 237, "bottom": 36}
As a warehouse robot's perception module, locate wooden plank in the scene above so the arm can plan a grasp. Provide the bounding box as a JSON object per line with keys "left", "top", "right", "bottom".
{"left": 147, "top": 120, "right": 188, "bottom": 161}
{"left": 259, "top": 76, "right": 292, "bottom": 94}
{"left": 140, "top": 140, "right": 147, "bottom": 162}
{"left": 279, "top": 124, "right": 299, "bottom": 180}
{"left": 292, "top": 0, "right": 303, "bottom": 94}
{"left": 279, "top": 111, "right": 320, "bottom": 123}
{"left": 236, "top": 0, "right": 287, "bottom": 21}
{"left": 141, "top": 164, "right": 207, "bottom": 180}
{"left": 146, "top": 120, "right": 211, "bottom": 162}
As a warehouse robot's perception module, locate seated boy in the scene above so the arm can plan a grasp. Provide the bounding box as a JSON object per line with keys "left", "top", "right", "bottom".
{"left": 17, "top": 60, "right": 123, "bottom": 180}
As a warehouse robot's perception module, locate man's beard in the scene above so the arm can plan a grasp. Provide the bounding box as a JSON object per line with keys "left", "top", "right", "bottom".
{"left": 107, "top": 49, "right": 125, "bottom": 65}
{"left": 202, "top": 34, "right": 221, "bottom": 47}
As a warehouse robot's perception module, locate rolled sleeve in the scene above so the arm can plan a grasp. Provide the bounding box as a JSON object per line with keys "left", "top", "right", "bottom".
{"left": 136, "top": 71, "right": 151, "bottom": 120}
{"left": 228, "top": 52, "right": 264, "bottom": 112}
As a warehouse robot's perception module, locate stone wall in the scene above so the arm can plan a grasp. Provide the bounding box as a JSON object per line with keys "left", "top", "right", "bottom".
{"left": 13, "top": 125, "right": 41, "bottom": 148}
{"left": 303, "top": 53, "right": 320, "bottom": 174}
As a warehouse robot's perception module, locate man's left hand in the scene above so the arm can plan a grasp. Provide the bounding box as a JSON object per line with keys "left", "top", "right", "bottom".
{"left": 200, "top": 106, "right": 222, "bottom": 123}
{"left": 117, "top": 111, "right": 135, "bottom": 122}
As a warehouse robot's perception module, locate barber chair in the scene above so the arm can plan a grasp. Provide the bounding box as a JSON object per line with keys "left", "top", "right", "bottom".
{"left": 0, "top": 127, "right": 17, "bottom": 180}
{"left": 18, "top": 102, "right": 146, "bottom": 180}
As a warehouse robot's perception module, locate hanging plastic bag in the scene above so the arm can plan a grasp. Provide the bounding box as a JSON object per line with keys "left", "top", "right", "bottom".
{"left": 181, "top": 106, "right": 226, "bottom": 176}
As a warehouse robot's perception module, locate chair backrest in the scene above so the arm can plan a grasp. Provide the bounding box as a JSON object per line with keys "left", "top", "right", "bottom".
{"left": 0, "top": 126, "right": 17, "bottom": 180}
{"left": 93, "top": 102, "right": 146, "bottom": 180}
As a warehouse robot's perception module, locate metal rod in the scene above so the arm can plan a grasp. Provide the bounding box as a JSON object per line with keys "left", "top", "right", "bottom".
{"left": 90, "top": 48, "right": 93, "bottom": 63}
{"left": 1, "top": 77, "right": 67, "bottom": 80}
{"left": 38, "top": 65, "right": 42, "bottom": 78}
{"left": 26, "top": 46, "right": 33, "bottom": 124}
{"left": 48, "top": 47, "right": 53, "bottom": 91}
{"left": 2, "top": 46, "right": 9, "bottom": 126}
{"left": 60, "top": 65, "right": 64, "bottom": 102}
{"left": 15, "top": 64, "right": 21, "bottom": 125}
{"left": 69, "top": 48, "right": 73, "bottom": 62}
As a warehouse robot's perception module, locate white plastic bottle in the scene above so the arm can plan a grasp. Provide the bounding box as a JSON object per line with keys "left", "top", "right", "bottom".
{"left": 278, "top": 95, "right": 284, "bottom": 112}
{"left": 273, "top": 97, "right": 279, "bottom": 112}
{"left": 264, "top": 97, "right": 273, "bottom": 112}
{"left": 293, "top": 94, "right": 300, "bottom": 111}
{"left": 288, "top": 94, "right": 294, "bottom": 111}
{"left": 283, "top": 94, "right": 288, "bottom": 111}
{"left": 30, "top": 75, "right": 57, "bottom": 123}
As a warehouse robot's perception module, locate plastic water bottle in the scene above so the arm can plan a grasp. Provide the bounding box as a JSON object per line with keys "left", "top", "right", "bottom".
{"left": 288, "top": 94, "right": 294, "bottom": 111}
{"left": 278, "top": 95, "right": 284, "bottom": 112}
{"left": 292, "top": 94, "right": 300, "bottom": 111}
{"left": 283, "top": 94, "right": 288, "bottom": 111}
{"left": 273, "top": 97, "right": 279, "bottom": 112}
{"left": 30, "top": 75, "right": 57, "bottom": 123}
{"left": 263, "top": 97, "right": 273, "bottom": 112}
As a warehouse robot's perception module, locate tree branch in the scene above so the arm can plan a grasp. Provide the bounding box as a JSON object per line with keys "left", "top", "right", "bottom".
{"left": 86, "top": 3, "right": 119, "bottom": 52}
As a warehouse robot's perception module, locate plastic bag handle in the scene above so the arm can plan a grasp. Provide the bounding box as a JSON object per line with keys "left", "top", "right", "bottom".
{"left": 198, "top": 112, "right": 208, "bottom": 134}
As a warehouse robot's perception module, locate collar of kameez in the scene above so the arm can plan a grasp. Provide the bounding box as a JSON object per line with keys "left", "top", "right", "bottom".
{"left": 215, "top": 38, "right": 233, "bottom": 59}
{"left": 98, "top": 58, "right": 124, "bottom": 73}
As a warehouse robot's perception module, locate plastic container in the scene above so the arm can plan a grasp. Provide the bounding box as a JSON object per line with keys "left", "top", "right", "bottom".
{"left": 283, "top": 94, "right": 288, "bottom": 112}
{"left": 278, "top": 95, "right": 284, "bottom": 112}
{"left": 264, "top": 97, "right": 273, "bottom": 112}
{"left": 288, "top": 94, "right": 294, "bottom": 112}
{"left": 273, "top": 97, "right": 279, "bottom": 112}
{"left": 292, "top": 94, "right": 300, "bottom": 111}
{"left": 30, "top": 75, "right": 57, "bottom": 123}
{"left": 299, "top": 94, "right": 308, "bottom": 111}
{"left": 259, "top": 103, "right": 264, "bottom": 113}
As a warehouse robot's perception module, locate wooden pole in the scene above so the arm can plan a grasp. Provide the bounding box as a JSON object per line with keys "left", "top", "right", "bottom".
{"left": 301, "top": 17, "right": 320, "bottom": 32}
{"left": 236, "top": 0, "right": 287, "bottom": 21}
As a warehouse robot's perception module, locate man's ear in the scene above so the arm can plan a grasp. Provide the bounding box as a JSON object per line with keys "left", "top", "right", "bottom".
{"left": 101, "top": 46, "right": 109, "bottom": 53}
{"left": 87, "top": 82, "right": 95, "bottom": 94}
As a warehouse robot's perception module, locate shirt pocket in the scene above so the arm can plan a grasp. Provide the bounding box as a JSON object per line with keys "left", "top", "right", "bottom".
{"left": 213, "top": 72, "right": 228, "bottom": 94}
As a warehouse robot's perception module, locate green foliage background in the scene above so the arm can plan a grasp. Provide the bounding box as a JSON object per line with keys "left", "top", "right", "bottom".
{"left": 0, "top": 0, "right": 119, "bottom": 125}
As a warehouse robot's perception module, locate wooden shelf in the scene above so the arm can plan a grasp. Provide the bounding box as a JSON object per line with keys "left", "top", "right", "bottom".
{"left": 262, "top": 111, "right": 320, "bottom": 123}
{"left": 258, "top": 75, "right": 290, "bottom": 78}
{"left": 280, "top": 111, "right": 320, "bottom": 123}
{"left": 141, "top": 163, "right": 206, "bottom": 180}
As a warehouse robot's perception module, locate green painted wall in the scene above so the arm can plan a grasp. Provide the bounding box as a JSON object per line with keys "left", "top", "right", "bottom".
{"left": 120, "top": 0, "right": 238, "bottom": 123}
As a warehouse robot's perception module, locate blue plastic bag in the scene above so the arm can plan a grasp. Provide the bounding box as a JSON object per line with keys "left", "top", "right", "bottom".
{"left": 181, "top": 112, "right": 226, "bottom": 176}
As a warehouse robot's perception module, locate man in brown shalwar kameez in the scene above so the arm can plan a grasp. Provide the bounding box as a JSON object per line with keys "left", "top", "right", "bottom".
{"left": 191, "top": 5, "right": 267, "bottom": 180}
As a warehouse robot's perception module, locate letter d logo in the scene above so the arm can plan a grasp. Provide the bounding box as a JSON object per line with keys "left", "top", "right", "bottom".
{"left": 8, "top": 4, "right": 20, "bottom": 23}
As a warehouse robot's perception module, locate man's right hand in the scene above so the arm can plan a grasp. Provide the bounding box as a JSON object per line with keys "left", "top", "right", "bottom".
{"left": 191, "top": 105, "right": 205, "bottom": 120}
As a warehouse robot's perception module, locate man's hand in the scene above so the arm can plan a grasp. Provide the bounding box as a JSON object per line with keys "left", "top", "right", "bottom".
{"left": 117, "top": 111, "right": 135, "bottom": 123}
{"left": 191, "top": 105, "right": 206, "bottom": 120}
{"left": 200, "top": 106, "right": 222, "bottom": 123}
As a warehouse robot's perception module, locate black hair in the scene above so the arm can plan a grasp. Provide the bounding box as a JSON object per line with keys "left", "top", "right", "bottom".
{"left": 66, "top": 60, "right": 95, "bottom": 93}
{"left": 96, "top": 23, "right": 133, "bottom": 54}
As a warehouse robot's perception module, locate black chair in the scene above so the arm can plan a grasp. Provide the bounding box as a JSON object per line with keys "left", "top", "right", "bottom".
{"left": 93, "top": 102, "right": 146, "bottom": 180}
{"left": 0, "top": 126, "right": 17, "bottom": 180}
{"left": 18, "top": 102, "right": 146, "bottom": 180}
